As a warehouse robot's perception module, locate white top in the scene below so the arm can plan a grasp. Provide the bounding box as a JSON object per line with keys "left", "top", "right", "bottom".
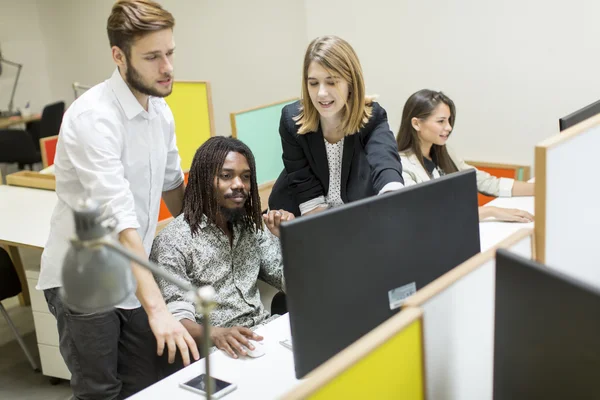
{"left": 324, "top": 137, "right": 345, "bottom": 208}
{"left": 299, "top": 138, "right": 345, "bottom": 214}
{"left": 299, "top": 137, "right": 403, "bottom": 215}
{"left": 38, "top": 69, "right": 184, "bottom": 309}
{"left": 399, "top": 147, "right": 514, "bottom": 197}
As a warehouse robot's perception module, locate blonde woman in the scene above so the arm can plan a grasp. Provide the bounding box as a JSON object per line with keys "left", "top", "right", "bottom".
{"left": 397, "top": 89, "right": 534, "bottom": 223}
{"left": 268, "top": 35, "right": 404, "bottom": 216}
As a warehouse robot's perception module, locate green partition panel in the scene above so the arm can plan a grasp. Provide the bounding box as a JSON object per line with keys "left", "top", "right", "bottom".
{"left": 231, "top": 98, "right": 298, "bottom": 185}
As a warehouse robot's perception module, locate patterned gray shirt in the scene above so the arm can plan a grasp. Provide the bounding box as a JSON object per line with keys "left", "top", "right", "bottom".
{"left": 150, "top": 214, "right": 284, "bottom": 328}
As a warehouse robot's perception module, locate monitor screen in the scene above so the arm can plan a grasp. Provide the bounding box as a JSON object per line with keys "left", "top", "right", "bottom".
{"left": 559, "top": 98, "right": 600, "bottom": 131}
{"left": 281, "top": 169, "right": 481, "bottom": 378}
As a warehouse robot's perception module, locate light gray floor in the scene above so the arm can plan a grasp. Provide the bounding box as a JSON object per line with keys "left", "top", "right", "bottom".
{"left": 0, "top": 247, "right": 72, "bottom": 399}
{"left": 0, "top": 330, "right": 71, "bottom": 399}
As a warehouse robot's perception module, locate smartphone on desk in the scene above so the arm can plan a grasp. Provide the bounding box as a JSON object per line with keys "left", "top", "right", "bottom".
{"left": 180, "top": 374, "right": 237, "bottom": 398}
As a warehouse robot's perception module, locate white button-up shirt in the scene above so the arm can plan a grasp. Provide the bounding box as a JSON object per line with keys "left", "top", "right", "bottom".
{"left": 38, "top": 69, "right": 184, "bottom": 309}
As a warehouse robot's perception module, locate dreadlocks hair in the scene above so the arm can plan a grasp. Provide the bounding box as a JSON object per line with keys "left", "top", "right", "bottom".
{"left": 182, "top": 137, "right": 263, "bottom": 236}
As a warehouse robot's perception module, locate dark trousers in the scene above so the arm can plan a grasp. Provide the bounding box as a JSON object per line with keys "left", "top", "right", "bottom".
{"left": 44, "top": 288, "right": 159, "bottom": 400}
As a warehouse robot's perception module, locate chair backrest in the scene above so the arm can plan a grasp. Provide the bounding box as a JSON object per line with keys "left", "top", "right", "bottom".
{"left": 40, "top": 101, "right": 65, "bottom": 140}
{"left": 0, "top": 248, "right": 22, "bottom": 300}
{"left": 40, "top": 135, "right": 59, "bottom": 168}
{"left": 0, "top": 129, "right": 39, "bottom": 164}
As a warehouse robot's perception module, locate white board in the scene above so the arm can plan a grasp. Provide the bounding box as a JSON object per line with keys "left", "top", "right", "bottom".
{"left": 542, "top": 124, "right": 600, "bottom": 289}
{"left": 407, "top": 232, "right": 532, "bottom": 400}
{"left": 421, "top": 258, "right": 495, "bottom": 400}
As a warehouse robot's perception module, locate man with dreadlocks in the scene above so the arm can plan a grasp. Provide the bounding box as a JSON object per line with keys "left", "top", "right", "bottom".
{"left": 150, "top": 136, "right": 294, "bottom": 365}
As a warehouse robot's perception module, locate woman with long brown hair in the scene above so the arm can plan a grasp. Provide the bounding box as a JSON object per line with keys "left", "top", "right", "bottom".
{"left": 397, "top": 89, "right": 534, "bottom": 222}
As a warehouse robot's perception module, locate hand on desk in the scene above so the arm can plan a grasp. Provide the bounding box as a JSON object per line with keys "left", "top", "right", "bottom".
{"left": 211, "top": 326, "right": 263, "bottom": 359}
{"left": 149, "top": 309, "right": 200, "bottom": 366}
{"left": 263, "top": 209, "right": 295, "bottom": 238}
{"left": 480, "top": 206, "right": 534, "bottom": 223}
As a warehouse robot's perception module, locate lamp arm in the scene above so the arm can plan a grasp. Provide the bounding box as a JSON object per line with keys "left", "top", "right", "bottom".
{"left": 72, "top": 82, "right": 93, "bottom": 99}
{"left": 99, "top": 238, "right": 216, "bottom": 398}
{"left": 1, "top": 59, "right": 23, "bottom": 112}
{"left": 97, "top": 238, "right": 197, "bottom": 294}
{"left": 0, "top": 58, "right": 22, "bottom": 68}
{"left": 74, "top": 235, "right": 216, "bottom": 399}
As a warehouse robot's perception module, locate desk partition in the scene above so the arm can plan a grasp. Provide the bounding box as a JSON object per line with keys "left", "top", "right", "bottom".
{"left": 403, "top": 228, "right": 535, "bottom": 400}
{"left": 535, "top": 113, "right": 600, "bottom": 289}
{"left": 281, "top": 308, "right": 425, "bottom": 399}
{"left": 165, "top": 81, "right": 215, "bottom": 171}
{"left": 495, "top": 248, "right": 600, "bottom": 399}
{"left": 230, "top": 98, "right": 297, "bottom": 210}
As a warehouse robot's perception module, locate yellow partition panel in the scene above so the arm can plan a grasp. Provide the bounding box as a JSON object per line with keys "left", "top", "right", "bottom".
{"left": 312, "top": 320, "right": 423, "bottom": 399}
{"left": 165, "top": 81, "right": 215, "bottom": 170}
{"left": 283, "top": 308, "right": 425, "bottom": 400}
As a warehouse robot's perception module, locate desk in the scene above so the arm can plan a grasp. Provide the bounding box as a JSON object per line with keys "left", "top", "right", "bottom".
{"left": 130, "top": 314, "right": 301, "bottom": 399}
{"left": 0, "top": 185, "right": 57, "bottom": 305}
{"left": 0, "top": 185, "right": 69, "bottom": 379}
{"left": 0, "top": 114, "right": 42, "bottom": 129}
{"left": 134, "top": 195, "right": 536, "bottom": 399}
{"left": 479, "top": 196, "right": 534, "bottom": 252}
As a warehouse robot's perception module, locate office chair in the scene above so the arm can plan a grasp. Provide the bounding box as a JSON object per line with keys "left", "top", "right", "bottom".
{"left": 0, "top": 129, "right": 40, "bottom": 170}
{"left": 0, "top": 247, "right": 40, "bottom": 372}
{"left": 0, "top": 101, "right": 65, "bottom": 170}
{"left": 26, "top": 101, "right": 65, "bottom": 152}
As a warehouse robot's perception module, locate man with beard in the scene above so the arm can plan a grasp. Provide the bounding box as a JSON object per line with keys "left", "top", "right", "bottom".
{"left": 38, "top": 1, "right": 199, "bottom": 398}
{"left": 150, "top": 137, "right": 294, "bottom": 370}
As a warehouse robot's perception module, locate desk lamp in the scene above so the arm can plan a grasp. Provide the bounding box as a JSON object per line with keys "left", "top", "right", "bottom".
{"left": 61, "top": 198, "right": 218, "bottom": 399}
{"left": 0, "top": 50, "right": 23, "bottom": 117}
{"left": 72, "top": 82, "right": 92, "bottom": 100}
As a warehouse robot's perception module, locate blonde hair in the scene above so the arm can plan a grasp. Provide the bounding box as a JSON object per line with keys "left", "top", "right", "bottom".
{"left": 295, "top": 35, "right": 373, "bottom": 135}
{"left": 107, "top": 0, "right": 175, "bottom": 57}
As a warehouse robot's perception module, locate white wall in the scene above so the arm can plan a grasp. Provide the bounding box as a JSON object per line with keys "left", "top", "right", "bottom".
{"left": 33, "top": 0, "right": 307, "bottom": 137}
{"left": 304, "top": 0, "right": 600, "bottom": 167}
{"left": 35, "top": 0, "right": 114, "bottom": 107}
{"left": 5, "top": 0, "right": 599, "bottom": 167}
{"left": 0, "top": 0, "right": 53, "bottom": 113}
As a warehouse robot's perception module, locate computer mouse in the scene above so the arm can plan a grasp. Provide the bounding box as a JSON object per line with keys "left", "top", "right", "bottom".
{"left": 242, "top": 340, "right": 265, "bottom": 358}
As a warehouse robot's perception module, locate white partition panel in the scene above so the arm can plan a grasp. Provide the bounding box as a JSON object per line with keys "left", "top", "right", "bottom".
{"left": 420, "top": 257, "right": 495, "bottom": 400}
{"left": 536, "top": 115, "right": 600, "bottom": 289}
{"left": 404, "top": 229, "right": 534, "bottom": 400}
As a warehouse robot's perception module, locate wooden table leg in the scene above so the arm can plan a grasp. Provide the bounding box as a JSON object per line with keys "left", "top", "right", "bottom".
{"left": 7, "top": 245, "right": 30, "bottom": 306}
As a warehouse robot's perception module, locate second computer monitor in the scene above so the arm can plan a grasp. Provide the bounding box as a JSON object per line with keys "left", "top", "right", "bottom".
{"left": 559, "top": 98, "right": 600, "bottom": 131}
{"left": 280, "top": 169, "right": 481, "bottom": 378}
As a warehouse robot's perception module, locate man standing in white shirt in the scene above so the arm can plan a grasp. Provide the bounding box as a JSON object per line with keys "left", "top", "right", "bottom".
{"left": 37, "top": 1, "right": 199, "bottom": 398}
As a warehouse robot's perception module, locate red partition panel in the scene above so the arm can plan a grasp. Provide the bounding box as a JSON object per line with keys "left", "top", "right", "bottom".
{"left": 40, "top": 135, "right": 59, "bottom": 168}
{"left": 158, "top": 170, "right": 190, "bottom": 222}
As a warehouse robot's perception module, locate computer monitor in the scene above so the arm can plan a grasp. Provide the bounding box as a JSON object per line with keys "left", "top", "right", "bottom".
{"left": 559, "top": 98, "right": 600, "bottom": 131}
{"left": 494, "top": 249, "right": 600, "bottom": 399}
{"left": 280, "top": 169, "right": 481, "bottom": 378}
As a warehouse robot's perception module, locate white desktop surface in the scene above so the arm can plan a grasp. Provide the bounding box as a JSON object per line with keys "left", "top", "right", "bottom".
{"left": 479, "top": 196, "right": 534, "bottom": 252}
{"left": 129, "top": 314, "right": 301, "bottom": 399}
{"left": 0, "top": 184, "right": 536, "bottom": 398}
{"left": 133, "top": 195, "right": 536, "bottom": 399}
{"left": 0, "top": 185, "right": 56, "bottom": 248}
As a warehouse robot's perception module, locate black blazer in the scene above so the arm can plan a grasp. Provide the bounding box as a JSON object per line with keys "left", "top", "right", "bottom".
{"left": 268, "top": 100, "right": 404, "bottom": 216}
